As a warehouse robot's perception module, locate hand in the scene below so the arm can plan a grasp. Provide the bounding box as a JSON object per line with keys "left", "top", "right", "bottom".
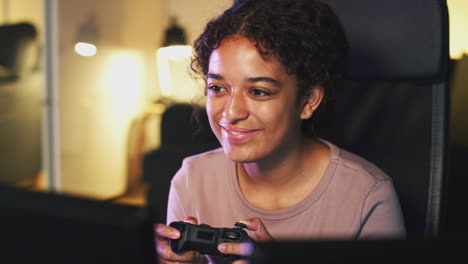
{"left": 155, "top": 216, "right": 206, "bottom": 264}
{"left": 217, "top": 217, "right": 274, "bottom": 264}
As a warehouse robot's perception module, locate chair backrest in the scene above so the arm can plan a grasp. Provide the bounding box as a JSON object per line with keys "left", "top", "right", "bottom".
{"left": 143, "top": 103, "right": 219, "bottom": 222}
{"left": 160, "top": 103, "right": 218, "bottom": 151}
{"left": 0, "top": 22, "right": 38, "bottom": 81}
{"left": 319, "top": 0, "right": 449, "bottom": 238}
{"left": 0, "top": 22, "right": 42, "bottom": 185}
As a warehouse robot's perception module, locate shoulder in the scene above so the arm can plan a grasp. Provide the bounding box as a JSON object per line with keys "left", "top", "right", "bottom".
{"left": 321, "top": 139, "right": 392, "bottom": 190}
{"left": 336, "top": 147, "right": 390, "bottom": 183}
{"left": 181, "top": 148, "right": 228, "bottom": 171}
{"left": 321, "top": 140, "right": 403, "bottom": 224}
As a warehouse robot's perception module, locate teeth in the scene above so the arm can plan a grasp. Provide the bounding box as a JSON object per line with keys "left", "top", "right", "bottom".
{"left": 231, "top": 131, "right": 242, "bottom": 135}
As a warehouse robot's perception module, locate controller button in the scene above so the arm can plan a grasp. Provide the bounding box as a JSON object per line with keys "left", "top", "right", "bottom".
{"left": 222, "top": 231, "right": 240, "bottom": 240}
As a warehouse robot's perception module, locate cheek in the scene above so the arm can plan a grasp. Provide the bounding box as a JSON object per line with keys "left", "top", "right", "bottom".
{"left": 206, "top": 97, "right": 222, "bottom": 131}
{"left": 261, "top": 102, "right": 301, "bottom": 135}
{"left": 207, "top": 95, "right": 227, "bottom": 113}
{"left": 206, "top": 97, "right": 216, "bottom": 115}
{"left": 259, "top": 100, "right": 295, "bottom": 122}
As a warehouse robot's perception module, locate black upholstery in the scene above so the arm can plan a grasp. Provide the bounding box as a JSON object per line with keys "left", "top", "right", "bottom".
{"left": 324, "top": 0, "right": 448, "bottom": 81}
{"left": 142, "top": 104, "right": 219, "bottom": 223}
{"left": 0, "top": 22, "right": 38, "bottom": 81}
{"left": 0, "top": 22, "right": 42, "bottom": 185}
{"left": 320, "top": 0, "right": 450, "bottom": 238}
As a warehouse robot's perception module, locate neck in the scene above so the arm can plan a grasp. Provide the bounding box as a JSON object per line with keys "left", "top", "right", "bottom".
{"left": 238, "top": 137, "right": 318, "bottom": 187}
{"left": 236, "top": 137, "right": 330, "bottom": 210}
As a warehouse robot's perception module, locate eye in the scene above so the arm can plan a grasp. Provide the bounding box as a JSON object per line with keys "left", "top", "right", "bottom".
{"left": 208, "top": 84, "right": 225, "bottom": 92}
{"left": 207, "top": 84, "right": 227, "bottom": 95}
{"left": 250, "top": 88, "right": 271, "bottom": 97}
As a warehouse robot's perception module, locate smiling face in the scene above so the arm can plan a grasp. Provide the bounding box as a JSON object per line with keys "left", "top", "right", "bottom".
{"left": 206, "top": 36, "right": 318, "bottom": 163}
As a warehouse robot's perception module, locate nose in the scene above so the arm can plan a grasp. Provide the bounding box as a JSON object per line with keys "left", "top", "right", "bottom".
{"left": 223, "top": 90, "right": 249, "bottom": 123}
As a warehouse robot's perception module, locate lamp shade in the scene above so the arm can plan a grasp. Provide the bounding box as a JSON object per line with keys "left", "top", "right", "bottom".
{"left": 74, "top": 14, "right": 98, "bottom": 56}
{"left": 162, "top": 17, "right": 187, "bottom": 47}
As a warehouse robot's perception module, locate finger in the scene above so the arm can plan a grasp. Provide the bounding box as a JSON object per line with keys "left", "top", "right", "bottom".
{"left": 158, "top": 253, "right": 200, "bottom": 264}
{"left": 237, "top": 217, "right": 261, "bottom": 232}
{"left": 157, "top": 240, "right": 198, "bottom": 263}
{"left": 184, "top": 216, "right": 198, "bottom": 225}
{"left": 237, "top": 218, "right": 274, "bottom": 241}
{"left": 157, "top": 248, "right": 197, "bottom": 263}
{"left": 155, "top": 223, "right": 181, "bottom": 239}
{"left": 154, "top": 222, "right": 200, "bottom": 263}
{"left": 218, "top": 242, "right": 254, "bottom": 257}
{"left": 232, "top": 259, "right": 250, "bottom": 264}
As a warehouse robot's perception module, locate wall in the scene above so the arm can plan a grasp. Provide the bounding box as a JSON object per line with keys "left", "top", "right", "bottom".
{"left": 450, "top": 55, "right": 468, "bottom": 147}
{"left": 0, "top": 0, "right": 44, "bottom": 34}
{"left": 56, "top": 0, "right": 165, "bottom": 198}
{"left": 447, "top": 0, "right": 468, "bottom": 60}
{"left": 447, "top": 0, "right": 468, "bottom": 147}
{"left": 166, "top": 0, "right": 232, "bottom": 44}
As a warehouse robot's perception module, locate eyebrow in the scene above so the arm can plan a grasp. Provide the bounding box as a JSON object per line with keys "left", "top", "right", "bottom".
{"left": 247, "top": 77, "right": 282, "bottom": 88}
{"left": 206, "top": 73, "right": 282, "bottom": 88}
{"left": 206, "top": 73, "right": 223, "bottom": 80}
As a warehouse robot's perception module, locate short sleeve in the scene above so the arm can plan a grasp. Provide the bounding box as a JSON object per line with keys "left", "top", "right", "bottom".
{"left": 166, "top": 158, "right": 191, "bottom": 225}
{"left": 358, "top": 180, "right": 406, "bottom": 239}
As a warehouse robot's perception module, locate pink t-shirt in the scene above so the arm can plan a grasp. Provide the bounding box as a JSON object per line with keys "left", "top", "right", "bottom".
{"left": 167, "top": 139, "right": 405, "bottom": 242}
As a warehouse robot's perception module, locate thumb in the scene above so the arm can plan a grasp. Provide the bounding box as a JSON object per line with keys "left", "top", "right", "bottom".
{"left": 184, "top": 216, "right": 198, "bottom": 225}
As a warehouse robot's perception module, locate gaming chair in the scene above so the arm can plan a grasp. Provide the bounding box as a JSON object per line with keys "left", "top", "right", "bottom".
{"left": 318, "top": 0, "right": 450, "bottom": 238}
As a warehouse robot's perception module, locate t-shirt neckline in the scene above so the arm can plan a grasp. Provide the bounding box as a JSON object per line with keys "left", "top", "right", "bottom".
{"left": 228, "top": 139, "right": 339, "bottom": 220}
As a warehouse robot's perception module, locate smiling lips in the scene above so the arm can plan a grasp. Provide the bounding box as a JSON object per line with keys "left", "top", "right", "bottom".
{"left": 221, "top": 125, "right": 260, "bottom": 143}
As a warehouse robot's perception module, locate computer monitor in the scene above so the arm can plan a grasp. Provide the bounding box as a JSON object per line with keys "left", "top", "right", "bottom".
{"left": 0, "top": 184, "right": 157, "bottom": 264}
{"left": 251, "top": 237, "right": 467, "bottom": 264}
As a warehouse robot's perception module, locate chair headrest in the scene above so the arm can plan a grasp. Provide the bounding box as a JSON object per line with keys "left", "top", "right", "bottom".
{"left": 0, "top": 22, "right": 38, "bottom": 80}
{"left": 160, "top": 103, "right": 218, "bottom": 149}
{"left": 323, "top": 0, "right": 449, "bottom": 82}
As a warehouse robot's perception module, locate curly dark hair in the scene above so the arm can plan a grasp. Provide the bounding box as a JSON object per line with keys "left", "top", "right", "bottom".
{"left": 191, "top": 0, "right": 348, "bottom": 137}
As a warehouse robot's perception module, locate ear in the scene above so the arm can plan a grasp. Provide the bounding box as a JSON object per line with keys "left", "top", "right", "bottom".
{"left": 300, "top": 86, "right": 324, "bottom": 120}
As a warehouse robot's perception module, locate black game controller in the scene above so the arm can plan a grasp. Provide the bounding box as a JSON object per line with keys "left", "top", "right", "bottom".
{"left": 169, "top": 221, "right": 254, "bottom": 260}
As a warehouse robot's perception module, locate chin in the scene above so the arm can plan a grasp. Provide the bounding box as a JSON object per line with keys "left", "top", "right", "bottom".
{"left": 227, "top": 155, "right": 256, "bottom": 163}
{"left": 222, "top": 144, "right": 266, "bottom": 163}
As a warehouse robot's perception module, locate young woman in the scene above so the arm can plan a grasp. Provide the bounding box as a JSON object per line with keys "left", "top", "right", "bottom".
{"left": 155, "top": 0, "right": 405, "bottom": 263}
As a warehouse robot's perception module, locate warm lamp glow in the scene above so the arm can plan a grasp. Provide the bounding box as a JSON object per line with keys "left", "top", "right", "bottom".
{"left": 157, "top": 53, "right": 172, "bottom": 97}
{"left": 74, "top": 42, "right": 97, "bottom": 56}
{"left": 157, "top": 45, "right": 192, "bottom": 61}
{"left": 156, "top": 45, "right": 204, "bottom": 102}
{"left": 447, "top": 0, "right": 468, "bottom": 59}
{"left": 106, "top": 52, "right": 144, "bottom": 118}
{"left": 156, "top": 45, "right": 192, "bottom": 97}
